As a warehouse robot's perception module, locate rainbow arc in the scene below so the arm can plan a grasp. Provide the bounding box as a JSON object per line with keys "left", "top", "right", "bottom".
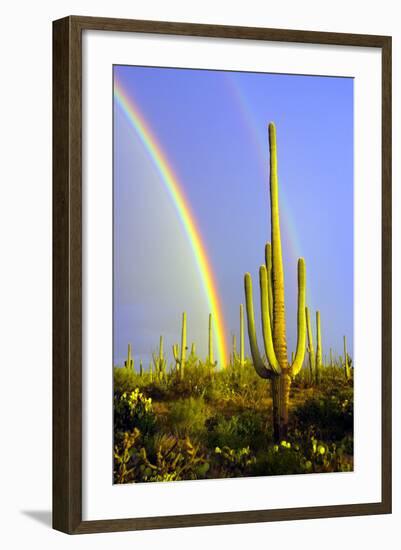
{"left": 114, "top": 79, "right": 229, "bottom": 368}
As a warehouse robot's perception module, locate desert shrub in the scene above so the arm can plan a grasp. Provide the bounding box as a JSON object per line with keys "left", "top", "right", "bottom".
{"left": 205, "top": 409, "right": 269, "bottom": 450}
{"left": 292, "top": 390, "right": 353, "bottom": 441}
{"left": 251, "top": 436, "right": 353, "bottom": 477}
{"left": 213, "top": 445, "right": 256, "bottom": 477}
{"left": 200, "top": 364, "right": 271, "bottom": 413}
{"left": 114, "top": 428, "right": 142, "bottom": 484}
{"left": 113, "top": 366, "right": 138, "bottom": 393}
{"left": 252, "top": 440, "right": 308, "bottom": 476}
{"left": 114, "top": 389, "right": 156, "bottom": 437}
{"left": 114, "top": 431, "right": 209, "bottom": 483}
{"left": 167, "top": 397, "right": 210, "bottom": 439}
{"left": 141, "top": 434, "right": 210, "bottom": 482}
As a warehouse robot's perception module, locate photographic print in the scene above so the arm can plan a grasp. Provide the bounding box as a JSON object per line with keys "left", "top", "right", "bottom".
{"left": 112, "top": 64, "right": 354, "bottom": 484}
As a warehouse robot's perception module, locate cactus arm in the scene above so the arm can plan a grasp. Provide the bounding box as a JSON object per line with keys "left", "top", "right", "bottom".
{"left": 244, "top": 272, "right": 273, "bottom": 379}
{"left": 259, "top": 265, "right": 281, "bottom": 374}
{"left": 268, "top": 123, "right": 288, "bottom": 368}
{"left": 265, "top": 243, "right": 274, "bottom": 326}
{"left": 290, "top": 258, "right": 307, "bottom": 376}
{"left": 239, "top": 304, "right": 245, "bottom": 366}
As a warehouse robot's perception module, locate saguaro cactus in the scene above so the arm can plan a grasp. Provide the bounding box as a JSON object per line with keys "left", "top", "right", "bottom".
{"left": 124, "top": 343, "right": 134, "bottom": 371}
{"left": 239, "top": 304, "right": 245, "bottom": 366}
{"left": 153, "top": 335, "right": 167, "bottom": 379}
{"left": 315, "top": 311, "right": 322, "bottom": 384}
{"left": 190, "top": 342, "right": 196, "bottom": 360}
{"left": 343, "top": 335, "right": 351, "bottom": 379}
{"left": 173, "top": 312, "right": 187, "bottom": 378}
{"left": 232, "top": 334, "right": 238, "bottom": 364}
{"left": 207, "top": 313, "right": 217, "bottom": 368}
{"left": 305, "top": 307, "right": 315, "bottom": 382}
{"left": 139, "top": 360, "right": 143, "bottom": 377}
{"left": 244, "top": 122, "right": 307, "bottom": 441}
{"left": 232, "top": 304, "right": 245, "bottom": 367}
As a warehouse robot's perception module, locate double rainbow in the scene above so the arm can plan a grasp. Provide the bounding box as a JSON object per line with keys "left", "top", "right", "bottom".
{"left": 114, "top": 79, "right": 229, "bottom": 368}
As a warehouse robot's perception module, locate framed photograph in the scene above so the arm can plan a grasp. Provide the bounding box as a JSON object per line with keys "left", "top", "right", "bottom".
{"left": 53, "top": 16, "right": 391, "bottom": 534}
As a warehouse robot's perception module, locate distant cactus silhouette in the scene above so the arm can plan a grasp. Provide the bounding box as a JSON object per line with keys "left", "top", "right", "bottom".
{"left": 315, "top": 311, "right": 322, "bottom": 384}
{"left": 124, "top": 343, "right": 134, "bottom": 371}
{"left": 343, "top": 335, "right": 351, "bottom": 379}
{"left": 305, "top": 307, "right": 323, "bottom": 384}
{"left": 232, "top": 334, "right": 238, "bottom": 364}
{"left": 239, "top": 304, "right": 245, "bottom": 366}
{"left": 207, "top": 313, "right": 217, "bottom": 368}
{"left": 173, "top": 312, "right": 187, "bottom": 378}
{"left": 244, "top": 122, "right": 307, "bottom": 441}
{"left": 153, "top": 335, "right": 167, "bottom": 379}
{"left": 232, "top": 304, "right": 245, "bottom": 366}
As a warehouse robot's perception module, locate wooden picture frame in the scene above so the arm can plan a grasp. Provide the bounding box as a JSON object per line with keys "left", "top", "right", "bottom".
{"left": 53, "top": 15, "right": 392, "bottom": 534}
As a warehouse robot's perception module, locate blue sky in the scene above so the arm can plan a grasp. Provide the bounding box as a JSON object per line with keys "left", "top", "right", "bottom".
{"left": 113, "top": 65, "right": 353, "bottom": 368}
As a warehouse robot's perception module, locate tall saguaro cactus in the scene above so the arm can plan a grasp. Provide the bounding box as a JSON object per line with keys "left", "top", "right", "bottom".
{"left": 173, "top": 312, "right": 187, "bottom": 378}
{"left": 244, "top": 122, "right": 307, "bottom": 441}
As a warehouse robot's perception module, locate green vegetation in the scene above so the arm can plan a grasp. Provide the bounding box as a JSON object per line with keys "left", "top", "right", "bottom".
{"left": 113, "top": 361, "right": 353, "bottom": 483}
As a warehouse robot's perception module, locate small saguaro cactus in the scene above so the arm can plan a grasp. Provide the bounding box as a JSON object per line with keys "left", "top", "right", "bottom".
{"left": 173, "top": 312, "right": 187, "bottom": 378}
{"left": 239, "top": 304, "right": 245, "bottom": 366}
{"left": 305, "top": 307, "right": 315, "bottom": 383}
{"left": 207, "top": 313, "right": 217, "bottom": 368}
{"left": 139, "top": 360, "right": 143, "bottom": 377}
{"left": 315, "top": 311, "right": 322, "bottom": 384}
{"left": 232, "top": 334, "right": 238, "bottom": 365}
{"left": 343, "top": 335, "right": 351, "bottom": 380}
{"left": 244, "top": 122, "right": 307, "bottom": 441}
{"left": 124, "top": 343, "right": 134, "bottom": 371}
{"left": 153, "top": 335, "right": 167, "bottom": 379}
{"left": 232, "top": 304, "right": 245, "bottom": 367}
{"left": 149, "top": 362, "right": 153, "bottom": 382}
